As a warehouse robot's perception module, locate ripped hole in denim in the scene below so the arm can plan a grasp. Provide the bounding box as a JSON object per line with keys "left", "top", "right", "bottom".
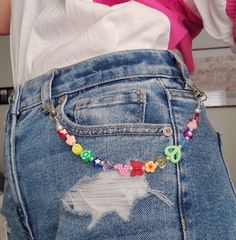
{"left": 62, "top": 171, "right": 173, "bottom": 230}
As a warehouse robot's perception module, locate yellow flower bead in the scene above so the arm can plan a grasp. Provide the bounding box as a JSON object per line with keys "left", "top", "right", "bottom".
{"left": 145, "top": 161, "right": 157, "bottom": 173}
{"left": 72, "top": 144, "right": 84, "bottom": 156}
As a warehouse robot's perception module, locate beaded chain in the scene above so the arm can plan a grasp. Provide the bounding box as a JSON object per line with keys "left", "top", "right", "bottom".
{"left": 44, "top": 82, "right": 206, "bottom": 177}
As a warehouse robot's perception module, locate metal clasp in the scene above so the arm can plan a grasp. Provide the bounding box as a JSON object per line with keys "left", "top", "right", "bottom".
{"left": 185, "top": 81, "right": 207, "bottom": 102}
{"left": 43, "top": 105, "right": 57, "bottom": 119}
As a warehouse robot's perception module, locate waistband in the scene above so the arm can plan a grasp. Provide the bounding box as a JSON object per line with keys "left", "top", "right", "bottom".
{"left": 11, "top": 50, "right": 191, "bottom": 114}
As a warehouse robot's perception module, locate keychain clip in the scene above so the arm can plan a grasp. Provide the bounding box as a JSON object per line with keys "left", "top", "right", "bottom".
{"left": 185, "top": 81, "right": 207, "bottom": 102}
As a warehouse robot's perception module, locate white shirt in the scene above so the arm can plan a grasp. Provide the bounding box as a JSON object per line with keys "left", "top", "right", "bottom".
{"left": 10, "top": 0, "right": 236, "bottom": 87}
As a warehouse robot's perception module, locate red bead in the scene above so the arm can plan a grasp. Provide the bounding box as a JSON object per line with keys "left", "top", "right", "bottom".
{"left": 193, "top": 112, "right": 199, "bottom": 121}
{"left": 189, "top": 112, "right": 199, "bottom": 122}
{"left": 130, "top": 160, "right": 144, "bottom": 177}
{"left": 57, "top": 128, "right": 68, "bottom": 139}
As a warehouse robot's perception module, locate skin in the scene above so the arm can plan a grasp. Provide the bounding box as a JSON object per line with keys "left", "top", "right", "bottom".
{"left": 0, "top": 0, "right": 11, "bottom": 35}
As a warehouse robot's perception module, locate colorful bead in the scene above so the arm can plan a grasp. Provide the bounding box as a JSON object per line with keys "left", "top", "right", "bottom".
{"left": 66, "top": 135, "right": 77, "bottom": 146}
{"left": 81, "top": 150, "right": 94, "bottom": 163}
{"left": 189, "top": 112, "right": 199, "bottom": 122}
{"left": 145, "top": 161, "right": 157, "bottom": 173}
{"left": 187, "top": 119, "right": 198, "bottom": 131}
{"left": 93, "top": 158, "right": 103, "bottom": 168}
{"left": 116, "top": 163, "right": 130, "bottom": 175}
{"left": 56, "top": 123, "right": 63, "bottom": 131}
{"left": 155, "top": 157, "right": 168, "bottom": 169}
{"left": 57, "top": 128, "right": 68, "bottom": 139}
{"left": 130, "top": 160, "right": 144, "bottom": 177}
{"left": 50, "top": 95, "right": 203, "bottom": 177}
{"left": 102, "top": 160, "right": 115, "bottom": 170}
{"left": 183, "top": 128, "right": 193, "bottom": 139}
{"left": 164, "top": 145, "right": 182, "bottom": 164}
{"left": 72, "top": 144, "right": 84, "bottom": 156}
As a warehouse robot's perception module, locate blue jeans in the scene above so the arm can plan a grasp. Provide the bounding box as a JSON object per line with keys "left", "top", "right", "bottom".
{"left": 1, "top": 50, "right": 236, "bottom": 240}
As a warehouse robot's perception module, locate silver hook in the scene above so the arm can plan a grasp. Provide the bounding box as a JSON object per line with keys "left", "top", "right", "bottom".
{"left": 185, "top": 81, "right": 207, "bottom": 102}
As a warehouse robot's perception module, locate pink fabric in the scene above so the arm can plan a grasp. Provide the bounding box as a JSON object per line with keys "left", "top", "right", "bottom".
{"left": 93, "top": 0, "right": 203, "bottom": 73}
{"left": 226, "top": 0, "right": 236, "bottom": 41}
{"left": 93, "top": 0, "right": 129, "bottom": 6}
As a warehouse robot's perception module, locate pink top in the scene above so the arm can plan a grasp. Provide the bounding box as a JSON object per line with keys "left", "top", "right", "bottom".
{"left": 94, "top": 0, "right": 236, "bottom": 73}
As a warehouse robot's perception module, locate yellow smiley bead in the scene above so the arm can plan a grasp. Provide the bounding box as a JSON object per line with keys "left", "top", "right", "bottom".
{"left": 72, "top": 144, "right": 84, "bottom": 156}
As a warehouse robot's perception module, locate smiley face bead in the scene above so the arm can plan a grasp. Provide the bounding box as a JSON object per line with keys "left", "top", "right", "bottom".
{"left": 72, "top": 144, "right": 84, "bottom": 156}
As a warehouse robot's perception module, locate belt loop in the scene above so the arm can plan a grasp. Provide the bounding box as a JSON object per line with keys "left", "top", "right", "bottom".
{"left": 11, "top": 85, "right": 22, "bottom": 115}
{"left": 41, "top": 69, "right": 57, "bottom": 113}
{"left": 168, "top": 50, "right": 190, "bottom": 86}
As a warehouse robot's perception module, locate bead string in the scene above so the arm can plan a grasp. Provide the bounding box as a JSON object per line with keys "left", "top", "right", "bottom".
{"left": 43, "top": 80, "right": 207, "bottom": 177}
{"left": 44, "top": 95, "right": 203, "bottom": 177}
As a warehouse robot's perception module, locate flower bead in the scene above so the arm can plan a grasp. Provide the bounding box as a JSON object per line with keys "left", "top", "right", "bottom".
{"left": 81, "top": 150, "right": 94, "bottom": 163}
{"left": 66, "top": 135, "right": 77, "bottom": 146}
{"left": 145, "top": 161, "right": 157, "bottom": 173}
{"left": 72, "top": 144, "right": 84, "bottom": 156}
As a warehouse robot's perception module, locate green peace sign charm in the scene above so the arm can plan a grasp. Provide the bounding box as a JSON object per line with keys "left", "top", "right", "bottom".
{"left": 164, "top": 145, "right": 182, "bottom": 163}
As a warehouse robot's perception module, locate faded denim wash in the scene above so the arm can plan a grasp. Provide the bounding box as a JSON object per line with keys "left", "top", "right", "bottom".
{"left": 1, "top": 50, "right": 236, "bottom": 240}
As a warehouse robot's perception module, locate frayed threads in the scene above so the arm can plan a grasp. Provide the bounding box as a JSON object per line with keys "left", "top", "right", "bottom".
{"left": 63, "top": 171, "right": 173, "bottom": 230}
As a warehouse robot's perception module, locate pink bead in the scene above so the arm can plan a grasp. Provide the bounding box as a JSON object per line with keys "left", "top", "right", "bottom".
{"left": 187, "top": 119, "right": 198, "bottom": 130}
{"left": 116, "top": 163, "right": 130, "bottom": 175}
{"left": 66, "top": 135, "right": 76, "bottom": 146}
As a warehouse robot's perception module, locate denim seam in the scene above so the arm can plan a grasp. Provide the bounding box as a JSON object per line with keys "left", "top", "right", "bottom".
{"left": 8, "top": 88, "right": 35, "bottom": 239}
{"left": 57, "top": 115, "right": 170, "bottom": 137}
{"left": 20, "top": 74, "right": 182, "bottom": 113}
{"left": 54, "top": 74, "right": 181, "bottom": 99}
{"left": 75, "top": 96, "right": 144, "bottom": 107}
{"left": 156, "top": 77, "right": 187, "bottom": 240}
{"left": 56, "top": 94, "right": 169, "bottom": 136}
{"left": 216, "top": 132, "right": 236, "bottom": 197}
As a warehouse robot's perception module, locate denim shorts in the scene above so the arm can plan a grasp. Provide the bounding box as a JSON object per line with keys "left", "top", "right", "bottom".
{"left": 1, "top": 50, "right": 236, "bottom": 240}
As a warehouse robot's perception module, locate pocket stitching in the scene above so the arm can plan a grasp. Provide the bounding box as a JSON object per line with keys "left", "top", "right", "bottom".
{"left": 167, "top": 89, "right": 197, "bottom": 100}
{"left": 75, "top": 89, "right": 146, "bottom": 107}
{"left": 57, "top": 97, "right": 171, "bottom": 137}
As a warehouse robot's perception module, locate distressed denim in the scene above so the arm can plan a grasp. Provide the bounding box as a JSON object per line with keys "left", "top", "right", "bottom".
{"left": 1, "top": 50, "right": 236, "bottom": 240}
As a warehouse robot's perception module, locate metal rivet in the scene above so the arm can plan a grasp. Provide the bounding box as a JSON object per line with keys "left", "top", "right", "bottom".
{"left": 163, "top": 126, "right": 173, "bottom": 137}
{"left": 135, "top": 90, "right": 145, "bottom": 100}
